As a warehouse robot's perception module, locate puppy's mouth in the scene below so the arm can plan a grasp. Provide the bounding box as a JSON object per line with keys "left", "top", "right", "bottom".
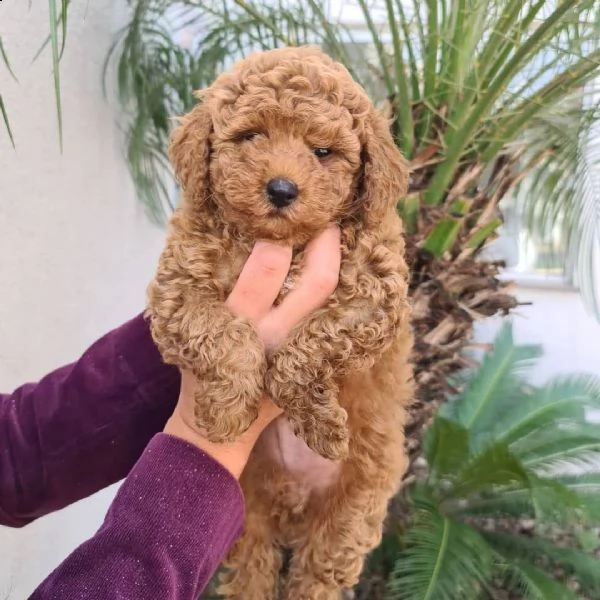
{"left": 266, "top": 205, "right": 295, "bottom": 218}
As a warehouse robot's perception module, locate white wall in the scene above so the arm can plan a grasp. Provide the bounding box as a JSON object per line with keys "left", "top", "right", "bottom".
{"left": 475, "top": 282, "right": 600, "bottom": 384}
{"left": 0, "top": 1, "right": 166, "bottom": 598}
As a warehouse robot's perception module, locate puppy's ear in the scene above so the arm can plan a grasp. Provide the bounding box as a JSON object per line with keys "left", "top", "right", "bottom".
{"left": 169, "top": 98, "right": 213, "bottom": 206}
{"left": 359, "top": 108, "right": 409, "bottom": 228}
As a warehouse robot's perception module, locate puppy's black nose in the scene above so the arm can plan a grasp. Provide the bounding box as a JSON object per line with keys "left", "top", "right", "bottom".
{"left": 266, "top": 178, "right": 298, "bottom": 208}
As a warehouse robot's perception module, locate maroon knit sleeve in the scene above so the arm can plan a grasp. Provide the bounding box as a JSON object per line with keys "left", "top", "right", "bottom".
{"left": 29, "top": 434, "right": 244, "bottom": 600}
{"left": 0, "top": 313, "right": 180, "bottom": 526}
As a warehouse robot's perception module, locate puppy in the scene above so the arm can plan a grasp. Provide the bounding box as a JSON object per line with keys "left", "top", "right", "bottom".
{"left": 147, "top": 45, "right": 413, "bottom": 600}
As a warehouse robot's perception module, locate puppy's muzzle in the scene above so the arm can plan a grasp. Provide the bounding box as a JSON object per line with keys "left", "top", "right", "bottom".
{"left": 266, "top": 178, "right": 298, "bottom": 209}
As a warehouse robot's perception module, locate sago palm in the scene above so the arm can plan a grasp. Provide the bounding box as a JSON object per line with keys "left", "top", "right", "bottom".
{"left": 372, "top": 323, "right": 600, "bottom": 600}
{"left": 100, "top": 0, "right": 600, "bottom": 459}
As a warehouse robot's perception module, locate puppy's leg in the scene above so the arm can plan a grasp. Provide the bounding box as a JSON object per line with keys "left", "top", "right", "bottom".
{"left": 283, "top": 423, "right": 408, "bottom": 600}
{"left": 147, "top": 234, "right": 265, "bottom": 441}
{"left": 281, "top": 484, "right": 389, "bottom": 600}
{"left": 266, "top": 358, "right": 348, "bottom": 461}
{"left": 187, "top": 303, "right": 266, "bottom": 441}
{"left": 265, "top": 305, "right": 399, "bottom": 460}
{"left": 151, "top": 298, "right": 265, "bottom": 441}
{"left": 266, "top": 242, "right": 409, "bottom": 460}
{"left": 217, "top": 495, "right": 282, "bottom": 600}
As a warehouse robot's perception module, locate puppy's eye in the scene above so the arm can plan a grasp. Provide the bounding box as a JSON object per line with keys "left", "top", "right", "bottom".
{"left": 314, "top": 148, "right": 332, "bottom": 159}
{"left": 238, "top": 132, "right": 259, "bottom": 142}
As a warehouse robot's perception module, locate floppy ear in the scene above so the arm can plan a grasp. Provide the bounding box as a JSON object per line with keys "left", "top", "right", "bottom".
{"left": 168, "top": 97, "right": 213, "bottom": 207}
{"left": 359, "top": 107, "right": 410, "bottom": 228}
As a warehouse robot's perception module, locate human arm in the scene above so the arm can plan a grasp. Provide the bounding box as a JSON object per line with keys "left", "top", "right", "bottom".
{"left": 28, "top": 227, "right": 341, "bottom": 600}
{"left": 0, "top": 313, "right": 180, "bottom": 528}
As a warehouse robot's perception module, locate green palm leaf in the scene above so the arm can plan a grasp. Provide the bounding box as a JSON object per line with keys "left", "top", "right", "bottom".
{"left": 485, "top": 531, "right": 600, "bottom": 596}
{"left": 440, "top": 441, "right": 530, "bottom": 503}
{"left": 0, "top": 37, "right": 18, "bottom": 83}
{"left": 516, "top": 423, "right": 600, "bottom": 476}
{"left": 498, "top": 559, "right": 578, "bottom": 600}
{"left": 514, "top": 97, "right": 600, "bottom": 314}
{"left": 442, "top": 322, "right": 542, "bottom": 438}
{"left": 422, "top": 416, "right": 470, "bottom": 481}
{"left": 492, "top": 374, "right": 600, "bottom": 447}
{"left": 388, "top": 494, "right": 493, "bottom": 600}
{"left": 451, "top": 476, "right": 584, "bottom": 523}
{"left": 48, "top": 0, "right": 63, "bottom": 150}
{"left": 0, "top": 94, "right": 15, "bottom": 148}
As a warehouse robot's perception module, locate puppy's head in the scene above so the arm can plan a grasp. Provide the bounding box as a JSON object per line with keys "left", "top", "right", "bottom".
{"left": 170, "top": 46, "right": 408, "bottom": 244}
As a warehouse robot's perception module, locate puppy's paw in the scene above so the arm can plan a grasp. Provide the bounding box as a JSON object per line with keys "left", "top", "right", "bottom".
{"left": 193, "top": 384, "right": 260, "bottom": 442}
{"left": 292, "top": 413, "right": 349, "bottom": 461}
{"left": 282, "top": 579, "right": 343, "bottom": 600}
{"left": 192, "top": 332, "right": 266, "bottom": 442}
{"left": 265, "top": 367, "right": 349, "bottom": 460}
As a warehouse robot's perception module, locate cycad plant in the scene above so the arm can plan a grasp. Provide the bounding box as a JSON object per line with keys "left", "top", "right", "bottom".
{"left": 101, "top": 0, "right": 600, "bottom": 456}
{"left": 368, "top": 323, "right": 600, "bottom": 600}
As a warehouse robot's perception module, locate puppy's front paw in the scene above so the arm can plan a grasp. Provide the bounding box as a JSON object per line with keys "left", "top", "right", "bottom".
{"left": 291, "top": 407, "right": 349, "bottom": 461}
{"left": 193, "top": 380, "right": 261, "bottom": 442}
{"left": 192, "top": 320, "right": 266, "bottom": 442}
{"left": 265, "top": 367, "right": 349, "bottom": 460}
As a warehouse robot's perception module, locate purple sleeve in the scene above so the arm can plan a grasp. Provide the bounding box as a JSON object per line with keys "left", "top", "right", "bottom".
{"left": 30, "top": 434, "right": 244, "bottom": 600}
{"left": 0, "top": 313, "right": 180, "bottom": 526}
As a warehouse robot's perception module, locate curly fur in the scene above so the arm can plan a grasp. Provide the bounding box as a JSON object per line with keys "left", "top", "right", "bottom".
{"left": 146, "top": 46, "right": 414, "bottom": 599}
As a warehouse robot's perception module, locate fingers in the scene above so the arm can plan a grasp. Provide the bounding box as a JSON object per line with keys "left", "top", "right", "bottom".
{"left": 258, "top": 226, "right": 341, "bottom": 348}
{"left": 226, "top": 241, "right": 293, "bottom": 322}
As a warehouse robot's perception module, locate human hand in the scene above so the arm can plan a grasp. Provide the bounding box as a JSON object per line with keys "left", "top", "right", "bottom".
{"left": 164, "top": 226, "right": 341, "bottom": 478}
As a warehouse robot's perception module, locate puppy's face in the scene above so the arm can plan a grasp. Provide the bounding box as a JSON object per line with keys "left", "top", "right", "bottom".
{"left": 209, "top": 89, "right": 362, "bottom": 245}
{"left": 170, "top": 47, "right": 408, "bottom": 244}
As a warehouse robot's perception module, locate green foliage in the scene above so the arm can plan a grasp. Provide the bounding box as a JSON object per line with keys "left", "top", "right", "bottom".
{"left": 98, "top": 0, "right": 600, "bottom": 315}
{"left": 1, "top": 0, "right": 70, "bottom": 149}
{"left": 3, "top": 1, "right": 600, "bottom": 312}
{"left": 388, "top": 494, "right": 493, "bottom": 600}
{"left": 387, "top": 323, "right": 600, "bottom": 599}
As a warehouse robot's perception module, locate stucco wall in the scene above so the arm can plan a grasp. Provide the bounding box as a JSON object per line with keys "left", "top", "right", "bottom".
{"left": 0, "top": 1, "right": 166, "bottom": 597}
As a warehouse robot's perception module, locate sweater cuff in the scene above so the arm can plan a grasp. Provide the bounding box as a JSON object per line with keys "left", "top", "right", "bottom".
{"left": 30, "top": 434, "right": 245, "bottom": 600}
{"left": 126, "top": 432, "right": 245, "bottom": 545}
{"left": 103, "top": 433, "right": 245, "bottom": 592}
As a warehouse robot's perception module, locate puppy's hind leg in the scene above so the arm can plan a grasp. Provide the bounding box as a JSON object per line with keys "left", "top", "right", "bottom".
{"left": 217, "top": 500, "right": 282, "bottom": 600}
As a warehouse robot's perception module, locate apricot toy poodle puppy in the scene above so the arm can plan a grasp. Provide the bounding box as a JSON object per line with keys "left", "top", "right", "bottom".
{"left": 146, "top": 46, "right": 413, "bottom": 600}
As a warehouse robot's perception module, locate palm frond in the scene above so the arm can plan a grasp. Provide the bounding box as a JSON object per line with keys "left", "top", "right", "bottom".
{"left": 496, "top": 558, "right": 578, "bottom": 600}
{"left": 422, "top": 416, "right": 470, "bottom": 482}
{"left": 486, "top": 531, "right": 600, "bottom": 598}
{"left": 556, "top": 473, "right": 600, "bottom": 520}
{"left": 440, "top": 441, "right": 530, "bottom": 503}
{"left": 0, "top": 36, "right": 17, "bottom": 147}
{"left": 516, "top": 422, "right": 600, "bottom": 477}
{"left": 0, "top": 94, "right": 15, "bottom": 148}
{"left": 450, "top": 475, "right": 585, "bottom": 524}
{"left": 492, "top": 373, "right": 600, "bottom": 446}
{"left": 48, "top": 0, "right": 64, "bottom": 151}
{"left": 0, "top": 37, "right": 18, "bottom": 82}
{"left": 513, "top": 92, "right": 600, "bottom": 315}
{"left": 388, "top": 494, "right": 493, "bottom": 600}
{"left": 441, "top": 322, "right": 542, "bottom": 438}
